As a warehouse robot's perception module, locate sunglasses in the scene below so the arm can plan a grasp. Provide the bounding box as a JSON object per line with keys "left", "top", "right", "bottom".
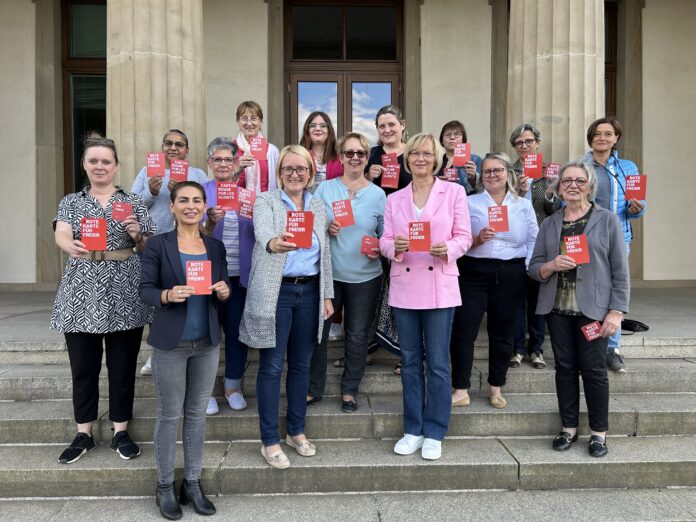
{"left": 342, "top": 150, "right": 367, "bottom": 159}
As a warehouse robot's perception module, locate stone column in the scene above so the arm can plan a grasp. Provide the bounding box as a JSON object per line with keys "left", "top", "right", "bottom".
{"left": 506, "top": 0, "right": 604, "bottom": 162}
{"left": 107, "top": 0, "right": 207, "bottom": 188}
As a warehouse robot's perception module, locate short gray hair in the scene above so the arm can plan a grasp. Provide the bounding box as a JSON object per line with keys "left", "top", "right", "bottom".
{"left": 206, "top": 137, "right": 237, "bottom": 160}
{"left": 509, "top": 123, "right": 541, "bottom": 146}
{"left": 551, "top": 160, "right": 598, "bottom": 200}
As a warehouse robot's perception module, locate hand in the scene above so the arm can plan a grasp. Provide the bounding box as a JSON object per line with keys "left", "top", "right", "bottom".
{"left": 366, "top": 247, "right": 380, "bottom": 261}
{"left": 429, "top": 242, "right": 448, "bottom": 260}
{"left": 627, "top": 199, "right": 644, "bottom": 214}
{"left": 328, "top": 219, "right": 341, "bottom": 237}
{"left": 367, "top": 164, "right": 383, "bottom": 181}
{"left": 394, "top": 235, "right": 410, "bottom": 254}
{"left": 464, "top": 161, "right": 477, "bottom": 183}
{"left": 66, "top": 240, "right": 89, "bottom": 258}
{"left": 517, "top": 174, "right": 530, "bottom": 194}
{"left": 599, "top": 310, "right": 623, "bottom": 338}
{"left": 122, "top": 215, "right": 142, "bottom": 242}
{"left": 167, "top": 285, "right": 196, "bottom": 303}
{"left": 207, "top": 206, "right": 225, "bottom": 225}
{"left": 210, "top": 280, "right": 230, "bottom": 300}
{"left": 238, "top": 154, "right": 256, "bottom": 171}
{"left": 148, "top": 175, "right": 163, "bottom": 196}
{"left": 324, "top": 298, "right": 334, "bottom": 320}
{"left": 269, "top": 232, "right": 297, "bottom": 253}
{"left": 550, "top": 254, "right": 577, "bottom": 272}
{"left": 166, "top": 179, "right": 178, "bottom": 192}
{"left": 478, "top": 227, "right": 495, "bottom": 244}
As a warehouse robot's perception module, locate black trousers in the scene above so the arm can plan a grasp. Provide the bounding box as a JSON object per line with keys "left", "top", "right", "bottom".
{"left": 450, "top": 256, "right": 527, "bottom": 389}
{"left": 546, "top": 313, "right": 609, "bottom": 432}
{"left": 65, "top": 327, "right": 143, "bottom": 424}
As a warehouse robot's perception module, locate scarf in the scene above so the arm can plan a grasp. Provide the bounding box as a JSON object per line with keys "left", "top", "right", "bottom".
{"left": 235, "top": 131, "right": 277, "bottom": 193}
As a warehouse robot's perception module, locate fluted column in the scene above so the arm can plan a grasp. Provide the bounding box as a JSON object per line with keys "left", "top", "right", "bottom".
{"left": 506, "top": 0, "right": 604, "bottom": 162}
{"left": 107, "top": 0, "right": 207, "bottom": 188}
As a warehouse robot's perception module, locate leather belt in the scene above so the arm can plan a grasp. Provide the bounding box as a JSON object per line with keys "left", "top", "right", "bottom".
{"left": 76, "top": 248, "right": 135, "bottom": 262}
{"left": 281, "top": 274, "right": 319, "bottom": 284}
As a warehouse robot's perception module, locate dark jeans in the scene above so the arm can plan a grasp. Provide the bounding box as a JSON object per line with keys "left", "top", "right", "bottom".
{"left": 221, "top": 277, "right": 248, "bottom": 389}
{"left": 65, "top": 327, "right": 143, "bottom": 424}
{"left": 256, "top": 279, "right": 319, "bottom": 446}
{"left": 450, "top": 256, "right": 527, "bottom": 389}
{"left": 309, "top": 275, "right": 382, "bottom": 398}
{"left": 546, "top": 313, "right": 609, "bottom": 432}
{"left": 514, "top": 277, "right": 545, "bottom": 355}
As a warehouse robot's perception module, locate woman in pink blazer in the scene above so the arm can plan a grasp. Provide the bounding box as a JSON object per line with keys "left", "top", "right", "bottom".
{"left": 380, "top": 133, "right": 472, "bottom": 460}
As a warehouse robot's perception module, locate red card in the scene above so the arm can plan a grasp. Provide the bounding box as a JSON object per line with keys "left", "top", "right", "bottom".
{"left": 216, "top": 182, "right": 238, "bottom": 211}
{"left": 80, "top": 218, "right": 107, "bottom": 251}
{"left": 186, "top": 260, "right": 212, "bottom": 295}
{"left": 581, "top": 321, "right": 603, "bottom": 341}
{"left": 564, "top": 233, "right": 590, "bottom": 264}
{"left": 286, "top": 211, "right": 314, "bottom": 249}
{"left": 249, "top": 136, "right": 268, "bottom": 161}
{"left": 169, "top": 159, "right": 188, "bottom": 183}
{"left": 238, "top": 188, "right": 256, "bottom": 219}
{"left": 146, "top": 153, "right": 165, "bottom": 177}
{"left": 544, "top": 163, "right": 560, "bottom": 181}
{"left": 523, "top": 153, "right": 543, "bottom": 179}
{"left": 332, "top": 199, "right": 355, "bottom": 227}
{"left": 444, "top": 167, "right": 458, "bottom": 182}
{"left": 408, "top": 221, "right": 431, "bottom": 252}
{"left": 625, "top": 175, "right": 646, "bottom": 200}
{"left": 453, "top": 143, "right": 470, "bottom": 167}
{"left": 488, "top": 205, "right": 509, "bottom": 233}
{"left": 382, "top": 153, "right": 398, "bottom": 166}
{"left": 360, "top": 236, "right": 379, "bottom": 256}
{"left": 381, "top": 164, "right": 400, "bottom": 189}
{"left": 111, "top": 202, "right": 133, "bottom": 222}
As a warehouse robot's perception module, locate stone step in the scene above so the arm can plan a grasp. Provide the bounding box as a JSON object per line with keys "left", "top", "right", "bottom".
{"left": 1, "top": 435, "right": 695, "bottom": 497}
{"left": 2, "top": 392, "right": 695, "bottom": 445}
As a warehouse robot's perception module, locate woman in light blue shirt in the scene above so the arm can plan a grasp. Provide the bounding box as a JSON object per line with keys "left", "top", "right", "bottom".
{"left": 309, "top": 133, "right": 386, "bottom": 413}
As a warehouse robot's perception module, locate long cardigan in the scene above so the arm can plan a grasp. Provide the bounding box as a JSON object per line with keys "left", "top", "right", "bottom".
{"left": 239, "top": 189, "right": 334, "bottom": 349}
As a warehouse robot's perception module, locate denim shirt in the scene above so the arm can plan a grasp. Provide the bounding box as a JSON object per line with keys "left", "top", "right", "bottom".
{"left": 280, "top": 189, "right": 321, "bottom": 277}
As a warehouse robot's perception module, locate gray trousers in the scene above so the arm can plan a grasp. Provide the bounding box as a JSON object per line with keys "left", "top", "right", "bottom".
{"left": 152, "top": 337, "right": 219, "bottom": 484}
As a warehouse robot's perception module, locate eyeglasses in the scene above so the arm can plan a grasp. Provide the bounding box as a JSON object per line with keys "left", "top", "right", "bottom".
{"left": 408, "top": 151, "right": 435, "bottom": 159}
{"left": 163, "top": 140, "right": 187, "bottom": 149}
{"left": 342, "top": 150, "right": 367, "bottom": 159}
{"left": 210, "top": 157, "right": 236, "bottom": 165}
{"left": 560, "top": 177, "right": 588, "bottom": 187}
{"left": 239, "top": 116, "right": 260, "bottom": 124}
{"left": 281, "top": 166, "right": 309, "bottom": 176}
{"left": 443, "top": 132, "right": 463, "bottom": 139}
{"left": 309, "top": 123, "right": 328, "bottom": 130}
{"left": 513, "top": 138, "right": 536, "bottom": 148}
{"left": 482, "top": 168, "right": 507, "bottom": 178}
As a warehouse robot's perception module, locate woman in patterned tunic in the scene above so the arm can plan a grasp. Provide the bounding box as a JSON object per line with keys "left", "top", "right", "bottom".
{"left": 51, "top": 138, "right": 156, "bottom": 465}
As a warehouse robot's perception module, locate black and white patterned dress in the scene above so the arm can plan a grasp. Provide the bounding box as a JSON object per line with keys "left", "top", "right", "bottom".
{"left": 51, "top": 186, "right": 157, "bottom": 333}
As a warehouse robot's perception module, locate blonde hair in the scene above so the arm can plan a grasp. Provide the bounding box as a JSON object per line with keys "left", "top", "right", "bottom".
{"left": 481, "top": 152, "right": 518, "bottom": 199}
{"left": 276, "top": 144, "right": 316, "bottom": 189}
{"left": 403, "top": 133, "right": 444, "bottom": 175}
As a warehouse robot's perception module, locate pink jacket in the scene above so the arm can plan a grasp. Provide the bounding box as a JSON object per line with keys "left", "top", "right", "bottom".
{"left": 380, "top": 178, "right": 472, "bottom": 310}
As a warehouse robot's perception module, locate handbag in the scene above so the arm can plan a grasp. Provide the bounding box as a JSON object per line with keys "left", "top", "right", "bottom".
{"left": 621, "top": 318, "right": 649, "bottom": 334}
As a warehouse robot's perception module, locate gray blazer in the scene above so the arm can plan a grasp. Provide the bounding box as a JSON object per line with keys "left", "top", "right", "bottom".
{"left": 239, "top": 189, "right": 333, "bottom": 349}
{"left": 528, "top": 205, "right": 629, "bottom": 321}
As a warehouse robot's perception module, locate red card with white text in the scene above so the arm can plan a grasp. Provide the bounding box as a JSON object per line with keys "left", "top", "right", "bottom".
{"left": 544, "top": 162, "right": 560, "bottom": 181}
{"left": 581, "top": 321, "right": 602, "bottom": 341}
{"left": 523, "top": 153, "right": 543, "bottom": 179}
{"left": 169, "top": 159, "right": 188, "bottom": 182}
{"left": 564, "top": 233, "right": 590, "bottom": 264}
{"left": 408, "top": 221, "right": 431, "bottom": 252}
{"left": 625, "top": 175, "right": 646, "bottom": 200}
{"left": 186, "top": 260, "right": 212, "bottom": 295}
{"left": 453, "top": 143, "right": 470, "bottom": 167}
{"left": 286, "top": 211, "right": 314, "bottom": 249}
{"left": 488, "top": 205, "right": 509, "bottom": 232}
{"left": 146, "top": 153, "right": 165, "bottom": 177}
{"left": 80, "top": 218, "right": 107, "bottom": 251}
{"left": 216, "top": 182, "right": 238, "bottom": 211}
{"left": 381, "top": 164, "right": 400, "bottom": 189}
{"left": 361, "top": 236, "right": 379, "bottom": 256}
{"left": 111, "top": 202, "right": 133, "bottom": 222}
{"left": 249, "top": 137, "right": 268, "bottom": 161}
{"left": 332, "top": 199, "right": 355, "bottom": 227}
{"left": 382, "top": 153, "right": 398, "bottom": 166}
{"left": 444, "top": 167, "right": 458, "bottom": 182}
{"left": 238, "top": 188, "right": 256, "bottom": 219}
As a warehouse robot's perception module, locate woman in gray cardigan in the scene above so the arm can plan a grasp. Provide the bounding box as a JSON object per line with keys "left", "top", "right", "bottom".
{"left": 239, "top": 144, "right": 334, "bottom": 469}
{"left": 528, "top": 160, "right": 629, "bottom": 458}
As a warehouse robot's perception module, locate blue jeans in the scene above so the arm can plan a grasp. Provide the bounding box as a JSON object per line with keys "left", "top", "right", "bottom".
{"left": 256, "top": 279, "right": 319, "bottom": 446}
{"left": 221, "top": 277, "right": 248, "bottom": 389}
{"left": 152, "top": 337, "right": 219, "bottom": 484}
{"left": 393, "top": 307, "right": 455, "bottom": 441}
{"left": 608, "top": 242, "right": 631, "bottom": 351}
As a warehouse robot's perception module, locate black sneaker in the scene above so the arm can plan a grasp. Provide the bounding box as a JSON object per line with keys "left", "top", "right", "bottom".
{"left": 58, "top": 432, "right": 96, "bottom": 464}
{"left": 607, "top": 349, "right": 626, "bottom": 373}
{"left": 110, "top": 430, "right": 141, "bottom": 460}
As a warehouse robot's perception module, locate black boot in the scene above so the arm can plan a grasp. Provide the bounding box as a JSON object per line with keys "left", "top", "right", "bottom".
{"left": 156, "top": 482, "right": 182, "bottom": 520}
{"left": 180, "top": 478, "right": 216, "bottom": 516}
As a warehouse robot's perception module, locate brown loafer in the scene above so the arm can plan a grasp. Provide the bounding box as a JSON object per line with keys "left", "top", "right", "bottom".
{"left": 489, "top": 395, "right": 507, "bottom": 409}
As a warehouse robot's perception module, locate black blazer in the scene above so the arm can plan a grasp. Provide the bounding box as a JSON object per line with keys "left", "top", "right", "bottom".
{"left": 140, "top": 230, "right": 230, "bottom": 350}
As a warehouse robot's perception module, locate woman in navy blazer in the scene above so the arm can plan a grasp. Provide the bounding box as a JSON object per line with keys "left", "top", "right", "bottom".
{"left": 140, "top": 181, "right": 230, "bottom": 519}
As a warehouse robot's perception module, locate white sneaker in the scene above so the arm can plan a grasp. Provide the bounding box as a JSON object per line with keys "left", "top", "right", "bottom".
{"left": 226, "top": 391, "right": 247, "bottom": 411}
{"left": 140, "top": 356, "right": 152, "bottom": 376}
{"left": 206, "top": 396, "right": 219, "bottom": 415}
{"left": 421, "top": 438, "right": 442, "bottom": 460}
{"left": 394, "top": 434, "right": 424, "bottom": 455}
{"left": 328, "top": 323, "right": 343, "bottom": 341}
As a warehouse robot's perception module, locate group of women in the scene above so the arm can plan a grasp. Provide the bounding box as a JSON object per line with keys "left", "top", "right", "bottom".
{"left": 51, "top": 100, "right": 641, "bottom": 518}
